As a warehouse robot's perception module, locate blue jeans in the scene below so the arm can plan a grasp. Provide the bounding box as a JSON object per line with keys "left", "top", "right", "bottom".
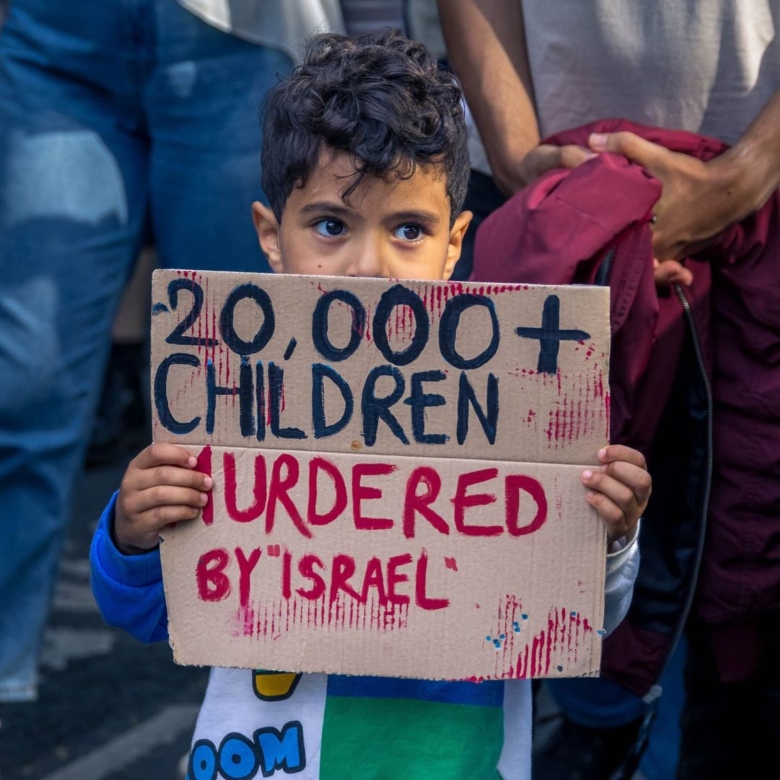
{"left": 0, "top": 0, "right": 292, "bottom": 701}
{"left": 546, "top": 638, "right": 686, "bottom": 779}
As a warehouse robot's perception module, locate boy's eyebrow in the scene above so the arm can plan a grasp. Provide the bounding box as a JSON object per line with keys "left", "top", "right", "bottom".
{"left": 390, "top": 209, "right": 442, "bottom": 225}
{"left": 298, "top": 202, "right": 442, "bottom": 225}
{"left": 299, "top": 201, "right": 355, "bottom": 217}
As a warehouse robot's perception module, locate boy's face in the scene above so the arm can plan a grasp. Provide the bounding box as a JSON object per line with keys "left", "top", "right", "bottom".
{"left": 253, "top": 149, "right": 472, "bottom": 281}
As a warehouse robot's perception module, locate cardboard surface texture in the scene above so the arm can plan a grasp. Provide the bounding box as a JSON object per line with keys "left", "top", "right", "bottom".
{"left": 152, "top": 270, "right": 611, "bottom": 681}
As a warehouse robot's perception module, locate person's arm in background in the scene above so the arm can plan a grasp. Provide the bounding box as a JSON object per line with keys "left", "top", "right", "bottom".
{"left": 438, "top": 0, "right": 593, "bottom": 194}
{"left": 589, "top": 88, "right": 780, "bottom": 264}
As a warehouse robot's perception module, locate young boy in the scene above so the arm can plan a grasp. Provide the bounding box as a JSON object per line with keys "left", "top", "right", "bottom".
{"left": 90, "top": 31, "right": 651, "bottom": 780}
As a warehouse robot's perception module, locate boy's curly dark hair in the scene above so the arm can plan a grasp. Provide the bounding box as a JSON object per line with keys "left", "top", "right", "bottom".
{"left": 261, "top": 30, "right": 469, "bottom": 224}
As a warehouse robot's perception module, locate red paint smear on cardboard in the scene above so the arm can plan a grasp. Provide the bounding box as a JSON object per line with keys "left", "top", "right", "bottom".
{"left": 238, "top": 595, "right": 411, "bottom": 638}
{"left": 489, "top": 601, "right": 595, "bottom": 679}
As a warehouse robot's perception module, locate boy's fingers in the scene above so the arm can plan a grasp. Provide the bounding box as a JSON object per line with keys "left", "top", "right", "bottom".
{"left": 137, "top": 484, "right": 209, "bottom": 511}
{"left": 582, "top": 458, "right": 652, "bottom": 535}
{"left": 584, "top": 492, "right": 632, "bottom": 541}
{"left": 126, "top": 485, "right": 209, "bottom": 522}
{"left": 597, "top": 445, "right": 647, "bottom": 471}
{"left": 133, "top": 442, "right": 200, "bottom": 471}
{"left": 585, "top": 491, "right": 621, "bottom": 522}
{"left": 116, "top": 484, "right": 207, "bottom": 552}
{"left": 582, "top": 469, "right": 637, "bottom": 513}
{"left": 601, "top": 460, "right": 652, "bottom": 500}
{"left": 582, "top": 469, "right": 641, "bottom": 541}
{"left": 116, "top": 502, "right": 203, "bottom": 552}
{"left": 131, "top": 464, "right": 213, "bottom": 494}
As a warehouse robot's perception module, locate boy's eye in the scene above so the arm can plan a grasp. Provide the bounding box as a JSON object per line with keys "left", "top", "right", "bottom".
{"left": 314, "top": 218, "right": 346, "bottom": 237}
{"left": 394, "top": 223, "right": 424, "bottom": 241}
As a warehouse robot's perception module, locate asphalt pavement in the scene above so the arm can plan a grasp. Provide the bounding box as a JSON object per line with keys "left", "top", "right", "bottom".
{"left": 0, "top": 454, "right": 209, "bottom": 780}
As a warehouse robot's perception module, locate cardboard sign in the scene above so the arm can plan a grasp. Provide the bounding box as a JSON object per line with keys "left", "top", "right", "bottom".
{"left": 152, "top": 270, "right": 611, "bottom": 681}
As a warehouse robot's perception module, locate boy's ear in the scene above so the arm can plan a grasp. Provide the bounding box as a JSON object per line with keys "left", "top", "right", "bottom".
{"left": 442, "top": 210, "right": 473, "bottom": 281}
{"left": 252, "top": 201, "right": 283, "bottom": 273}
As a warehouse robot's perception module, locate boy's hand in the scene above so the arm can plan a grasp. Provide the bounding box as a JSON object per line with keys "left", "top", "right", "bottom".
{"left": 114, "top": 443, "right": 212, "bottom": 555}
{"left": 581, "top": 445, "right": 651, "bottom": 544}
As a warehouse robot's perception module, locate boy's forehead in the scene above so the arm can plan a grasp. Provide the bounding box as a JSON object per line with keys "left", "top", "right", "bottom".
{"left": 312, "top": 147, "right": 361, "bottom": 181}
{"left": 294, "top": 147, "right": 448, "bottom": 206}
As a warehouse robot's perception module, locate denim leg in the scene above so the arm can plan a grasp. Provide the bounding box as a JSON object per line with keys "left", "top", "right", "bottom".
{"left": 0, "top": 1, "right": 148, "bottom": 700}
{"left": 546, "top": 677, "right": 646, "bottom": 728}
{"left": 0, "top": 0, "right": 293, "bottom": 701}
{"left": 147, "top": 1, "right": 293, "bottom": 272}
{"left": 640, "top": 637, "right": 685, "bottom": 780}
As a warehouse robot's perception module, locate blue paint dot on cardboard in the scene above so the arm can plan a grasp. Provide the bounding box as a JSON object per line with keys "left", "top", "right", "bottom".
{"left": 597, "top": 628, "right": 606, "bottom": 636}
{"left": 570, "top": 611, "right": 578, "bottom": 618}
{"left": 512, "top": 621, "right": 521, "bottom": 633}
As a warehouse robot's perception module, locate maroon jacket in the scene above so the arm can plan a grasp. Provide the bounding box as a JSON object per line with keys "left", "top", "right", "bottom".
{"left": 472, "top": 118, "right": 780, "bottom": 694}
{"left": 698, "top": 163, "right": 780, "bottom": 681}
